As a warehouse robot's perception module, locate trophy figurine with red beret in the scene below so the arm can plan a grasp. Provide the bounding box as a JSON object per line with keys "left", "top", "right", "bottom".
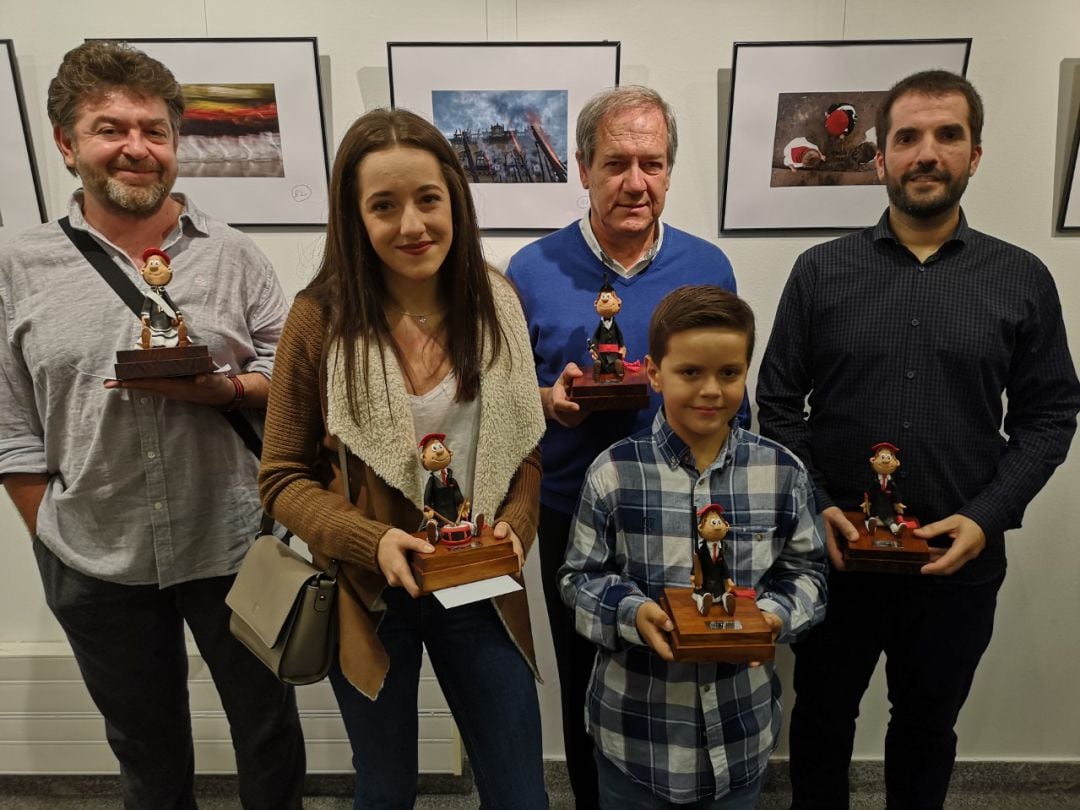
{"left": 409, "top": 433, "right": 518, "bottom": 594}
{"left": 660, "top": 504, "right": 775, "bottom": 664}
{"left": 113, "top": 247, "right": 214, "bottom": 380}
{"left": 567, "top": 280, "right": 649, "bottom": 412}
{"left": 841, "top": 442, "right": 931, "bottom": 573}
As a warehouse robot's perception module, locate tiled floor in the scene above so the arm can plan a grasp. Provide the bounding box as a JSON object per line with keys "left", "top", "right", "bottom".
{"left": 2, "top": 764, "right": 1078, "bottom": 808}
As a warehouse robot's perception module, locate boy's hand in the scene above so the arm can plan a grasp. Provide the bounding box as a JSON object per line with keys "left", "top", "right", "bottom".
{"left": 748, "top": 611, "right": 783, "bottom": 668}
{"left": 635, "top": 601, "right": 674, "bottom": 661}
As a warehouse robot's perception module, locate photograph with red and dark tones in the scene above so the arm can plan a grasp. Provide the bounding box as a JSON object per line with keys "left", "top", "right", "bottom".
{"left": 770, "top": 89, "right": 885, "bottom": 188}
{"left": 177, "top": 83, "right": 284, "bottom": 178}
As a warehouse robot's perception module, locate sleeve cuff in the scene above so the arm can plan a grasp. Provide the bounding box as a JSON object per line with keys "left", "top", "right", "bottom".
{"left": 616, "top": 593, "right": 649, "bottom": 647}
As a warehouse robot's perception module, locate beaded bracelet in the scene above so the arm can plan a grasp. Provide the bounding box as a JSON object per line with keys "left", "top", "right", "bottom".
{"left": 222, "top": 373, "right": 245, "bottom": 412}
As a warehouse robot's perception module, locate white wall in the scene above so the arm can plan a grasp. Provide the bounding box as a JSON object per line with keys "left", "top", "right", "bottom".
{"left": 1, "top": 0, "right": 1078, "bottom": 765}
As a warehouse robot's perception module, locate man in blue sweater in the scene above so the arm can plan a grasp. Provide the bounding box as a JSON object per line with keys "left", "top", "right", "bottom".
{"left": 506, "top": 85, "right": 742, "bottom": 809}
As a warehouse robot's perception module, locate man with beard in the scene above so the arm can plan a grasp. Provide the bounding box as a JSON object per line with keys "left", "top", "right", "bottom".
{"left": 0, "top": 42, "right": 305, "bottom": 808}
{"left": 757, "top": 70, "right": 1080, "bottom": 808}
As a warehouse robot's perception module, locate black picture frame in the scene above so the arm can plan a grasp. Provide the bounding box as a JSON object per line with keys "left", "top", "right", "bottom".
{"left": 0, "top": 39, "right": 48, "bottom": 238}
{"left": 388, "top": 41, "right": 621, "bottom": 231}
{"left": 720, "top": 38, "right": 972, "bottom": 233}
{"left": 96, "top": 37, "right": 331, "bottom": 227}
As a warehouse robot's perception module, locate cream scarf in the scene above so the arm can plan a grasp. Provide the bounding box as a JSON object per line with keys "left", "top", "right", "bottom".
{"left": 326, "top": 273, "right": 545, "bottom": 517}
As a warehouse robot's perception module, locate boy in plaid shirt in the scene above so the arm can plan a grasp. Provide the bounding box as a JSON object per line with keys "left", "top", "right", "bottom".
{"left": 560, "top": 285, "right": 827, "bottom": 807}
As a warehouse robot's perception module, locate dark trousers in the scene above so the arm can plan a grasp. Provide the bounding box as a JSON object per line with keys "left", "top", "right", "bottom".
{"left": 540, "top": 504, "right": 601, "bottom": 810}
{"left": 33, "top": 539, "right": 306, "bottom": 810}
{"left": 788, "top": 569, "right": 1003, "bottom": 810}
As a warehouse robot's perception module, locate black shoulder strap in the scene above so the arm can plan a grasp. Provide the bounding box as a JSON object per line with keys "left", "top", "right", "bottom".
{"left": 58, "top": 216, "right": 145, "bottom": 316}
{"left": 58, "top": 216, "right": 264, "bottom": 458}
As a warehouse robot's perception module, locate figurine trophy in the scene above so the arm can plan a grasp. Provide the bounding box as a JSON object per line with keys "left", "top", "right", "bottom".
{"left": 408, "top": 433, "right": 519, "bottom": 594}
{"left": 113, "top": 248, "right": 215, "bottom": 380}
{"left": 566, "top": 281, "right": 649, "bottom": 412}
{"left": 660, "top": 504, "right": 775, "bottom": 663}
{"left": 841, "top": 442, "right": 930, "bottom": 573}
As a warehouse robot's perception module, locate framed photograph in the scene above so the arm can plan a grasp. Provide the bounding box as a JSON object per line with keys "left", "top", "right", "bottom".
{"left": 721, "top": 38, "right": 971, "bottom": 232}
{"left": 1059, "top": 109, "right": 1080, "bottom": 231}
{"left": 388, "top": 41, "right": 621, "bottom": 230}
{"left": 0, "top": 40, "right": 47, "bottom": 240}
{"left": 103, "top": 38, "right": 330, "bottom": 226}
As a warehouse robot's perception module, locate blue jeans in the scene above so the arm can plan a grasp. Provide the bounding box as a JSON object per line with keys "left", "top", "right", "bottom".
{"left": 329, "top": 587, "right": 548, "bottom": 809}
{"left": 595, "top": 749, "right": 764, "bottom": 810}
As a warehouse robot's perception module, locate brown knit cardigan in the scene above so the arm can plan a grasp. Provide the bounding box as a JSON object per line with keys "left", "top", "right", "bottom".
{"left": 259, "top": 285, "right": 544, "bottom": 699}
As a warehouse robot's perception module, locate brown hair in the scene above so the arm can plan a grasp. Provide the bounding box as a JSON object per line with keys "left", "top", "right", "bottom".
{"left": 648, "top": 285, "right": 755, "bottom": 363}
{"left": 576, "top": 85, "right": 678, "bottom": 169}
{"left": 305, "top": 108, "right": 504, "bottom": 417}
{"left": 875, "top": 70, "right": 983, "bottom": 153}
{"left": 47, "top": 40, "right": 185, "bottom": 137}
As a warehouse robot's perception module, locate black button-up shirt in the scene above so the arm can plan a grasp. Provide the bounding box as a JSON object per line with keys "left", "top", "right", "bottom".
{"left": 757, "top": 209, "right": 1080, "bottom": 582}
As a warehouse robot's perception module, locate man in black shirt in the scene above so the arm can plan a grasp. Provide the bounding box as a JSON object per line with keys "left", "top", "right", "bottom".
{"left": 758, "top": 70, "right": 1080, "bottom": 809}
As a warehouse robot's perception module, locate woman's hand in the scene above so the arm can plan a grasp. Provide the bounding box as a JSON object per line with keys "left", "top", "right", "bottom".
{"left": 492, "top": 521, "right": 524, "bottom": 572}
{"left": 376, "top": 527, "right": 434, "bottom": 598}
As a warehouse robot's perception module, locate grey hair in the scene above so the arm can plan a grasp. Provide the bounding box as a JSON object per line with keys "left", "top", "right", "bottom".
{"left": 575, "top": 85, "right": 678, "bottom": 169}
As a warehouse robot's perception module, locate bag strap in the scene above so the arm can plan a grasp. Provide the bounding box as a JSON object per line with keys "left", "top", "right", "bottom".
{"left": 58, "top": 216, "right": 263, "bottom": 458}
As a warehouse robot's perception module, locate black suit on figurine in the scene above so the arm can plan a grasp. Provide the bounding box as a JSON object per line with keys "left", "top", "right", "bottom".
{"left": 425, "top": 469, "right": 464, "bottom": 525}
{"left": 591, "top": 318, "right": 624, "bottom": 376}
{"left": 865, "top": 474, "right": 902, "bottom": 523}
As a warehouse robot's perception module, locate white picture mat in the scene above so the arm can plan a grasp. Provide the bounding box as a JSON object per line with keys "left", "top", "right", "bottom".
{"left": 121, "top": 39, "right": 329, "bottom": 226}
{"left": 0, "top": 41, "right": 45, "bottom": 240}
{"left": 724, "top": 40, "right": 970, "bottom": 230}
{"left": 1061, "top": 123, "right": 1080, "bottom": 229}
{"left": 390, "top": 43, "right": 620, "bottom": 230}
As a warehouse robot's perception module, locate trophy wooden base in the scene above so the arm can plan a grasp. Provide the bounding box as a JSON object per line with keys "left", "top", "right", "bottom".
{"left": 661, "top": 587, "right": 775, "bottom": 664}
{"left": 841, "top": 510, "right": 930, "bottom": 574}
{"left": 114, "top": 345, "right": 215, "bottom": 380}
{"left": 567, "top": 367, "right": 650, "bottom": 412}
{"left": 410, "top": 525, "right": 519, "bottom": 594}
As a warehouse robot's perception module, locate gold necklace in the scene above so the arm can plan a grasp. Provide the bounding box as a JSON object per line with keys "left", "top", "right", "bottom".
{"left": 385, "top": 302, "right": 446, "bottom": 327}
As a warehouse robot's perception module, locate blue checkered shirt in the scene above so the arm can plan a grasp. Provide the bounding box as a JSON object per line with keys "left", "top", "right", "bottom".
{"left": 559, "top": 411, "right": 827, "bottom": 803}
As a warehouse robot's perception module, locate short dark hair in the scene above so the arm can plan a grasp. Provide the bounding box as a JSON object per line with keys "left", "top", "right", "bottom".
{"left": 576, "top": 85, "right": 678, "bottom": 168}
{"left": 648, "top": 285, "right": 755, "bottom": 363}
{"left": 47, "top": 41, "right": 185, "bottom": 136}
{"left": 875, "top": 70, "right": 983, "bottom": 153}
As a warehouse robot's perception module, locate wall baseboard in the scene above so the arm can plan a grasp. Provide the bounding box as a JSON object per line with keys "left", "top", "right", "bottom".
{"left": 0, "top": 642, "right": 460, "bottom": 775}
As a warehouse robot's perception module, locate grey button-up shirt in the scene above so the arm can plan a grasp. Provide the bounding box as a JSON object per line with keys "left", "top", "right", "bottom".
{"left": 0, "top": 193, "right": 288, "bottom": 587}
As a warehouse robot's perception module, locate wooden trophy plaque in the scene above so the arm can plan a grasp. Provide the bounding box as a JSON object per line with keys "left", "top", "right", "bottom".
{"left": 660, "top": 587, "right": 775, "bottom": 664}
{"left": 841, "top": 510, "right": 930, "bottom": 574}
{"left": 114, "top": 345, "right": 216, "bottom": 380}
{"left": 409, "top": 524, "right": 519, "bottom": 594}
{"left": 567, "top": 367, "right": 650, "bottom": 412}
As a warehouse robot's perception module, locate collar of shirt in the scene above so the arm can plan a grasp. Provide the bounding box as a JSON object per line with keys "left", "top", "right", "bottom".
{"left": 651, "top": 407, "right": 740, "bottom": 474}
{"left": 69, "top": 191, "right": 211, "bottom": 261}
{"left": 871, "top": 206, "right": 970, "bottom": 262}
{"left": 579, "top": 212, "right": 664, "bottom": 279}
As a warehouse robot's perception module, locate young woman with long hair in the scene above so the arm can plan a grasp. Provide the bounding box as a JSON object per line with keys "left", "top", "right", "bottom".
{"left": 259, "top": 108, "right": 548, "bottom": 808}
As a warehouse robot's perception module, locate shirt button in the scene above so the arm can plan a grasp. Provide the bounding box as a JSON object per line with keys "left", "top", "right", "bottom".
{"left": 910, "top": 318, "right": 919, "bottom": 327}
{"left": 703, "top": 685, "right": 712, "bottom": 693}
{"left": 146, "top": 451, "right": 156, "bottom": 459}
{"left": 905, "top": 370, "right": 915, "bottom": 380}
{"left": 154, "top": 501, "right": 164, "bottom": 510}
{"left": 902, "top": 421, "right": 912, "bottom": 429}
